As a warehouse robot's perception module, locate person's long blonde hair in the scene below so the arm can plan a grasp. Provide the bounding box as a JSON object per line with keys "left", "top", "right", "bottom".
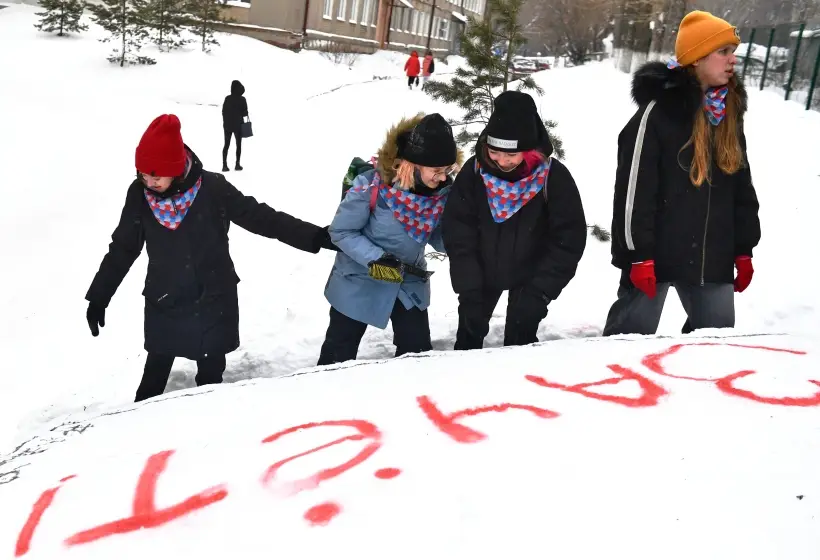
{"left": 680, "top": 72, "right": 744, "bottom": 187}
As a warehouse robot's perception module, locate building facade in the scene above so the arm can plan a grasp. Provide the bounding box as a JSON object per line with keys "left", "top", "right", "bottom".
{"left": 218, "top": 0, "right": 486, "bottom": 54}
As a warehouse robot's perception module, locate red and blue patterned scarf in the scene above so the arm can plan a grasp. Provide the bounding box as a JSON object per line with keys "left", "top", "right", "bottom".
{"left": 143, "top": 157, "right": 201, "bottom": 230}
{"left": 478, "top": 160, "right": 550, "bottom": 223}
{"left": 371, "top": 172, "right": 448, "bottom": 244}
{"left": 667, "top": 58, "right": 728, "bottom": 125}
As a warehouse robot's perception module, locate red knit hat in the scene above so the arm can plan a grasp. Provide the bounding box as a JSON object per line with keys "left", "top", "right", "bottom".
{"left": 135, "top": 114, "right": 186, "bottom": 177}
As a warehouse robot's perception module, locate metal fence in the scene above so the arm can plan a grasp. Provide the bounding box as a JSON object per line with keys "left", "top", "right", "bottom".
{"left": 737, "top": 22, "right": 820, "bottom": 111}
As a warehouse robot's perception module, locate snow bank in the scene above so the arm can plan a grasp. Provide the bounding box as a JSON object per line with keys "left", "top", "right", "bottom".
{"left": 1, "top": 333, "right": 819, "bottom": 559}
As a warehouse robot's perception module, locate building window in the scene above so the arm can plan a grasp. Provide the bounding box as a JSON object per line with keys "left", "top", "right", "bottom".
{"left": 439, "top": 17, "right": 449, "bottom": 40}
{"left": 336, "top": 0, "right": 347, "bottom": 20}
{"left": 411, "top": 10, "right": 418, "bottom": 35}
{"left": 349, "top": 0, "right": 359, "bottom": 22}
{"left": 323, "top": 0, "right": 333, "bottom": 19}
{"left": 360, "top": 0, "right": 371, "bottom": 24}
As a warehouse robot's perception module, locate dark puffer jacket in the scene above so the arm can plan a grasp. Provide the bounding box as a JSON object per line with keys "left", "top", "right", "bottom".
{"left": 610, "top": 61, "right": 761, "bottom": 285}
{"left": 86, "top": 147, "right": 325, "bottom": 359}
{"left": 442, "top": 136, "right": 587, "bottom": 301}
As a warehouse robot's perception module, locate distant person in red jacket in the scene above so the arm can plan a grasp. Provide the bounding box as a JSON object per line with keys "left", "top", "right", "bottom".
{"left": 405, "top": 51, "right": 420, "bottom": 89}
{"left": 421, "top": 50, "right": 435, "bottom": 85}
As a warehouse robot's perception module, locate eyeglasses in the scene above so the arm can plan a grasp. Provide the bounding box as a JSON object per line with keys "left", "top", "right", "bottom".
{"left": 429, "top": 165, "right": 457, "bottom": 179}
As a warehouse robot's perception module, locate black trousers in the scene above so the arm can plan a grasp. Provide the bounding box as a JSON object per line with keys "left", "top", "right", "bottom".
{"left": 222, "top": 126, "right": 241, "bottom": 166}
{"left": 407, "top": 76, "right": 419, "bottom": 87}
{"left": 134, "top": 353, "right": 226, "bottom": 402}
{"left": 317, "top": 301, "right": 433, "bottom": 366}
{"left": 454, "top": 289, "right": 549, "bottom": 351}
{"left": 603, "top": 268, "right": 735, "bottom": 336}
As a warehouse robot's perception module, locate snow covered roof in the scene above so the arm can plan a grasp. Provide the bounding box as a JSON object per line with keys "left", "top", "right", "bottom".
{"left": 397, "top": 0, "right": 413, "bottom": 9}
{"left": 790, "top": 28, "right": 820, "bottom": 39}
{"left": 451, "top": 11, "right": 468, "bottom": 23}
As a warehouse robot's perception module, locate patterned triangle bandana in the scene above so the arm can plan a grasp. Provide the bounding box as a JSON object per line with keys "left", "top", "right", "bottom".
{"left": 478, "top": 160, "right": 550, "bottom": 223}
{"left": 667, "top": 57, "right": 729, "bottom": 126}
{"left": 144, "top": 176, "right": 202, "bottom": 230}
{"left": 370, "top": 173, "right": 449, "bottom": 244}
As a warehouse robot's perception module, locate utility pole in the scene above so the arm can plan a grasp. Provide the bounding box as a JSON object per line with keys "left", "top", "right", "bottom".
{"left": 426, "top": 0, "right": 437, "bottom": 49}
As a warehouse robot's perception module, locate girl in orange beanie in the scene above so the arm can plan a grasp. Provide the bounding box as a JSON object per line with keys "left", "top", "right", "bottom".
{"left": 604, "top": 10, "right": 761, "bottom": 336}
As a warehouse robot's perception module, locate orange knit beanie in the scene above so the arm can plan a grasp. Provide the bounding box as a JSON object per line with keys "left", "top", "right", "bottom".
{"left": 675, "top": 11, "right": 740, "bottom": 67}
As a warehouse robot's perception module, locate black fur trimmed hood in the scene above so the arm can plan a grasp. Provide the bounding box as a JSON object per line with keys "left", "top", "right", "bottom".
{"left": 631, "top": 61, "right": 747, "bottom": 121}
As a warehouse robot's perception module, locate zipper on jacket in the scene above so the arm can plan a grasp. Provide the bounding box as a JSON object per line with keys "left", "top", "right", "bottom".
{"left": 171, "top": 198, "right": 178, "bottom": 214}
{"left": 700, "top": 184, "right": 712, "bottom": 286}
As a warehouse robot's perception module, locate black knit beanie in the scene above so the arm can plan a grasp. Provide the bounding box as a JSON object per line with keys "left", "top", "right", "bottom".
{"left": 483, "top": 91, "right": 543, "bottom": 153}
{"left": 398, "top": 113, "right": 458, "bottom": 167}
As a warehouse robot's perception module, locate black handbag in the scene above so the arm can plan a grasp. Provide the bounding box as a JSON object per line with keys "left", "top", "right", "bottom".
{"left": 241, "top": 117, "right": 253, "bottom": 138}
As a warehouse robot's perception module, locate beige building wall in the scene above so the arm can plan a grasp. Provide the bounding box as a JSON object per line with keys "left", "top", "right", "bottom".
{"left": 218, "top": 0, "right": 486, "bottom": 54}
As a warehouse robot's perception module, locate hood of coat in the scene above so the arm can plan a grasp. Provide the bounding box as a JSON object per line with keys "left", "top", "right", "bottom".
{"left": 376, "top": 112, "right": 465, "bottom": 187}
{"left": 230, "top": 80, "right": 245, "bottom": 96}
{"left": 631, "top": 61, "right": 747, "bottom": 122}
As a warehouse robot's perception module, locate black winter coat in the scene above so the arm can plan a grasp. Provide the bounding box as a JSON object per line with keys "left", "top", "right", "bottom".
{"left": 442, "top": 140, "right": 587, "bottom": 301}
{"left": 610, "top": 62, "right": 761, "bottom": 285}
{"left": 222, "top": 80, "right": 248, "bottom": 130}
{"left": 86, "top": 148, "right": 325, "bottom": 360}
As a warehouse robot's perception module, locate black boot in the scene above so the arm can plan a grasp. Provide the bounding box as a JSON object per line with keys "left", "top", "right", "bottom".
{"left": 222, "top": 162, "right": 229, "bottom": 172}
{"left": 235, "top": 162, "right": 243, "bottom": 171}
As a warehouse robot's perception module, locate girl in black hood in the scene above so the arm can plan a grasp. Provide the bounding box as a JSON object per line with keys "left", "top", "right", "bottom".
{"left": 221, "top": 79, "right": 248, "bottom": 171}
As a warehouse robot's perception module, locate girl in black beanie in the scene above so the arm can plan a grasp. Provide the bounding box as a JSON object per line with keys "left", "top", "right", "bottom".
{"left": 442, "top": 91, "right": 588, "bottom": 349}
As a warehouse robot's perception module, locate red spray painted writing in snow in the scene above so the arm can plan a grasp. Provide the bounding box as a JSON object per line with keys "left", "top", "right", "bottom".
{"left": 12, "top": 341, "right": 817, "bottom": 556}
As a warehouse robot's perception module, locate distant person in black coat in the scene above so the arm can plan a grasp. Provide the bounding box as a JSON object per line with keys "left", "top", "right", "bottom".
{"left": 222, "top": 79, "right": 248, "bottom": 172}
{"left": 85, "top": 114, "right": 337, "bottom": 402}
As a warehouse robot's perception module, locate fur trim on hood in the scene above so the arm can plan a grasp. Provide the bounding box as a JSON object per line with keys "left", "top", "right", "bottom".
{"left": 376, "top": 112, "right": 465, "bottom": 186}
{"left": 631, "top": 61, "right": 747, "bottom": 122}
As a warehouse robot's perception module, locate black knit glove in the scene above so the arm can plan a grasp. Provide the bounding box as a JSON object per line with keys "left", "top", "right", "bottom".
{"left": 87, "top": 302, "right": 106, "bottom": 337}
{"left": 368, "top": 254, "right": 403, "bottom": 283}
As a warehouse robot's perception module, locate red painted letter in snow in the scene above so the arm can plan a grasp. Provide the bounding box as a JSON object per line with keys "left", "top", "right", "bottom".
{"left": 417, "top": 396, "right": 559, "bottom": 444}
{"left": 260, "top": 420, "right": 382, "bottom": 495}
{"left": 15, "top": 475, "right": 76, "bottom": 557}
{"left": 642, "top": 342, "right": 820, "bottom": 406}
{"left": 65, "top": 450, "right": 228, "bottom": 547}
{"left": 525, "top": 364, "right": 668, "bottom": 408}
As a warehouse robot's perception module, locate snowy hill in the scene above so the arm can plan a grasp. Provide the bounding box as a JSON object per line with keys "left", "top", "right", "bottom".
{"left": 1, "top": 4, "right": 820, "bottom": 556}
{"left": 2, "top": 333, "right": 820, "bottom": 559}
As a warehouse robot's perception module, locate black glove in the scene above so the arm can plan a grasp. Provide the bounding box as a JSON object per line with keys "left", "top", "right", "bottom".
{"left": 368, "top": 254, "right": 403, "bottom": 283}
{"left": 316, "top": 226, "right": 340, "bottom": 252}
{"left": 508, "top": 285, "right": 551, "bottom": 321}
{"left": 87, "top": 302, "right": 106, "bottom": 337}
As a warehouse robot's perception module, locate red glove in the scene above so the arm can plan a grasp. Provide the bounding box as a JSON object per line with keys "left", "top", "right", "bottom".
{"left": 630, "top": 260, "right": 656, "bottom": 299}
{"left": 734, "top": 256, "right": 753, "bottom": 292}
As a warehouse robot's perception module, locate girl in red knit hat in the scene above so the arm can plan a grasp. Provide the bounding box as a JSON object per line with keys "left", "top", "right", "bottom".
{"left": 85, "top": 114, "right": 337, "bottom": 402}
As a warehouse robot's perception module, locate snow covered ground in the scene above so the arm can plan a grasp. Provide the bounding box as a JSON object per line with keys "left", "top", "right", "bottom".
{"left": 1, "top": 4, "right": 820, "bottom": 556}
{"left": 2, "top": 333, "right": 820, "bottom": 559}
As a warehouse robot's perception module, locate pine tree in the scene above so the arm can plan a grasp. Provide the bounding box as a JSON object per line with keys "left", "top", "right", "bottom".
{"left": 143, "top": 0, "right": 189, "bottom": 51}
{"left": 185, "top": 0, "right": 225, "bottom": 53}
{"left": 34, "top": 0, "right": 89, "bottom": 36}
{"left": 425, "top": 0, "right": 610, "bottom": 243}
{"left": 424, "top": 0, "right": 563, "bottom": 154}
{"left": 89, "top": 0, "right": 156, "bottom": 66}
